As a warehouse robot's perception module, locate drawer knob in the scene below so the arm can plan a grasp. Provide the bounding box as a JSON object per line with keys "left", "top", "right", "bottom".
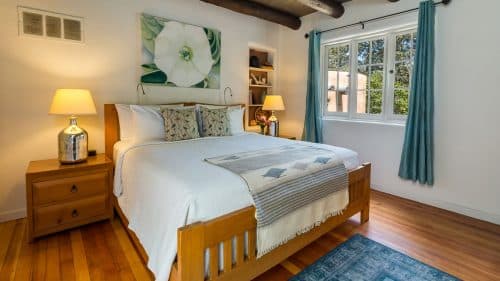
{"left": 71, "top": 185, "right": 78, "bottom": 193}
{"left": 72, "top": 209, "right": 79, "bottom": 218}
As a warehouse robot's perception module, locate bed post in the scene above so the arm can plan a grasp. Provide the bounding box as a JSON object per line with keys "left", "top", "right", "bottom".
{"left": 177, "top": 223, "right": 205, "bottom": 281}
{"left": 360, "top": 163, "right": 371, "bottom": 223}
{"left": 104, "top": 104, "right": 120, "bottom": 161}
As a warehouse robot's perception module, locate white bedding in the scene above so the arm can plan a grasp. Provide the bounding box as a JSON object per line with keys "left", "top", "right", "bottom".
{"left": 114, "top": 133, "right": 360, "bottom": 280}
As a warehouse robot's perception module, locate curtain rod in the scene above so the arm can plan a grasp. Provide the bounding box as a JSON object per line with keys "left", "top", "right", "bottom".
{"left": 305, "top": 0, "right": 451, "bottom": 39}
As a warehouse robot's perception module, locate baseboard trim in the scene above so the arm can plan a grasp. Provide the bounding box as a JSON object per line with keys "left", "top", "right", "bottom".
{"left": 371, "top": 186, "right": 500, "bottom": 225}
{"left": 0, "top": 208, "right": 26, "bottom": 223}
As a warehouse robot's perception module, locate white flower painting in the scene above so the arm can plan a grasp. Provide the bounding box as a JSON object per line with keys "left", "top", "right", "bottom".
{"left": 141, "top": 14, "right": 221, "bottom": 89}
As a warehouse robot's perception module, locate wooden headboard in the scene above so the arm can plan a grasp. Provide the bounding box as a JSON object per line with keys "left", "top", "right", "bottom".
{"left": 104, "top": 103, "right": 246, "bottom": 160}
{"left": 104, "top": 104, "right": 120, "bottom": 160}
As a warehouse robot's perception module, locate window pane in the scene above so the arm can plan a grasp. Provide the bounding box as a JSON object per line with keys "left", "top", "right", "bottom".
{"left": 357, "top": 90, "right": 367, "bottom": 114}
{"left": 338, "top": 72, "right": 349, "bottom": 91}
{"left": 327, "top": 90, "right": 348, "bottom": 113}
{"left": 369, "top": 90, "right": 383, "bottom": 114}
{"left": 369, "top": 65, "right": 384, "bottom": 90}
{"left": 393, "top": 31, "right": 417, "bottom": 116}
{"left": 328, "top": 45, "right": 350, "bottom": 71}
{"left": 396, "top": 33, "right": 412, "bottom": 61}
{"left": 357, "top": 65, "right": 368, "bottom": 90}
{"left": 395, "top": 62, "right": 411, "bottom": 89}
{"left": 412, "top": 32, "right": 417, "bottom": 51}
{"left": 357, "top": 41, "right": 370, "bottom": 65}
{"left": 371, "top": 39, "right": 385, "bottom": 64}
{"left": 394, "top": 89, "right": 409, "bottom": 115}
{"left": 327, "top": 44, "right": 350, "bottom": 113}
{"left": 356, "top": 38, "right": 385, "bottom": 115}
{"left": 338, "top": 46, "right": 350, "bottom": 70}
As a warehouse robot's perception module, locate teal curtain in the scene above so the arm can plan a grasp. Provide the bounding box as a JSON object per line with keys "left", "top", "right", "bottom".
{"left": 302, "top": 30, "right": 323, "bottom": 143}
{"left": 399, "top": 0, "right": 435, "bottom": 185}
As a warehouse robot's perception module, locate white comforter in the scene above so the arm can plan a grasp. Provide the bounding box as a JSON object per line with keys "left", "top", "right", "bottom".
{"left": 114, "top": 133, "right": 360, "bottom": 280}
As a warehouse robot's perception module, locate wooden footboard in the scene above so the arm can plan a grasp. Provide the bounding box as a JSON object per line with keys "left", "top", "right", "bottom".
{"left": 171, "top": 163, "right": 371, "bottom": 281}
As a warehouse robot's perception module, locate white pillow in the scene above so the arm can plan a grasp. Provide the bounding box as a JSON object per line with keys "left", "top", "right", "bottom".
{"left": 115, "top": 104, "right": 133, "bottom": 141}
{"left": 228, "top": 107, "right": 245, "bottom": 135}
{"left": 130, "top": 104, "right": 185, "bottom": 143}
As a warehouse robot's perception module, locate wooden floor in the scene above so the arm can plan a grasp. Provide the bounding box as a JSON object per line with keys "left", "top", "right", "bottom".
{"left": 0, "top": 191, "right": 499, "bottom": 281}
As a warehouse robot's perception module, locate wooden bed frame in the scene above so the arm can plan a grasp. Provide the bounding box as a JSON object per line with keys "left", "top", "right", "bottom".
{"left": 104, "top": 104, "right": 371, "bottom": 281}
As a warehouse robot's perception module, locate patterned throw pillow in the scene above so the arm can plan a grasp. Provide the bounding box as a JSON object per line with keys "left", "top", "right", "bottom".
{"left": 161, "top": 108, "right": 200, "bottom": 141}
{"left": 199, "top": 107, "right": 230, "bottom": 137}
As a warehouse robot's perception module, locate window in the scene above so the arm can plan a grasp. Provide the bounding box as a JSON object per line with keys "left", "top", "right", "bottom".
{"left": 324, "top": 27, "right": 417, "bottom": 121}
{"left": 393, "top": 32, "right": 417, "bottom": 115}
{"left": 326, "top": 44, "right": 350, "bottom": 113}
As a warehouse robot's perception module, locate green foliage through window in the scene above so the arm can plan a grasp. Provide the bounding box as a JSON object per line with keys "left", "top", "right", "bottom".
{"left": 393, "top": 32, "right": 417, "bottom": 115}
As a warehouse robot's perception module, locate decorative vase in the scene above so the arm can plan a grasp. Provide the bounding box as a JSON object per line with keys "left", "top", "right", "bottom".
{"left": 260, "top": 125, "right": 266, "bottom": 135}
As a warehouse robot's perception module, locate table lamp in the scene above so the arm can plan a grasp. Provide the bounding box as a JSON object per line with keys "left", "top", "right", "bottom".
{"left": 262, "top": 95, "right": 285, "bottom": 137}
{"left": 49, "top": 89, "right": 97, "bottom": 164}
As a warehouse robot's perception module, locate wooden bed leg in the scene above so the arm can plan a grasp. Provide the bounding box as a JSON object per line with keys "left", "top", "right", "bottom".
{"left": 177, "top": 223, "right": 205, "bottom": 281}
{"left": 360, "top": 163, "right": 371, "bottom": 224}
{"left": 360, "top": 204, "right": 370, "bottom": 223}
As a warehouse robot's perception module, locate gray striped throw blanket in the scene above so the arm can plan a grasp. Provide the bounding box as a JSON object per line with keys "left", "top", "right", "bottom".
{"left": 205, "top": 144, "right": 348, "bottom": 227}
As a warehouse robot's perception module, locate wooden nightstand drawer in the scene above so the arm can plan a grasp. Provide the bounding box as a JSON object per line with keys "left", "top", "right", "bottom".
{"left": 26, "top": 154, "right": 113, "bottom": 241}
{"left": 33, "top": 172, "right": 107, "bottom": 205}
{"left": 34, "top": 195, "right": 107, "bottom": 233}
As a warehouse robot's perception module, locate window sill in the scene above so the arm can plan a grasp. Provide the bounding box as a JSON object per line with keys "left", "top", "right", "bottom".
{"left": 322, "top": 116, "right": 406, "bottom": 127}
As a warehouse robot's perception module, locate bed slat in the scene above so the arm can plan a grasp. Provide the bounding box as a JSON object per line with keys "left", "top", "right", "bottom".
{"left": 223, "top": 240, "right": 232, "bottom": 273}
{"left": 248, "top": 229, "right": 256, "bottom": 261}
{"left": 236, "top": 233, "right": 245, "bottom": 265}
{"left": 209, "top": 245, "right": 219, "bottom": 280}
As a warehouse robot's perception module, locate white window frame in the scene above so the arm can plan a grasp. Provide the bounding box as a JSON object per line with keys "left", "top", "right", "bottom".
{"left": 322, "top": 25, "right": 417, "bottom": 123}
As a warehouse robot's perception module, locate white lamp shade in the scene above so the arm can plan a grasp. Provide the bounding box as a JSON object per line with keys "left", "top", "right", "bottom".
{"left": 49, "top": 89, "right": 97, "bottom": 115}
{"left": 262, "top": 95, "right": 285, "bottom": 111}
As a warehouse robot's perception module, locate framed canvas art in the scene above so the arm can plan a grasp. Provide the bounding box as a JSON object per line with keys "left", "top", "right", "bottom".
{"left": 140, "top": 13, "right": 221, "bottom": 89}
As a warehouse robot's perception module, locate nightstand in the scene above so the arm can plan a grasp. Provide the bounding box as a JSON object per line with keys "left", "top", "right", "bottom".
{"left": 277, "top": 134, "right": 297, "bottom": 140}
{"left": 25, "top": 154, "right": 113, "bottom": 242}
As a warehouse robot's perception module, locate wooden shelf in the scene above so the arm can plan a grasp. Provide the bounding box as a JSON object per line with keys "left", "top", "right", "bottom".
{"left": 249, "top": 67, "right": 274, "bottom": 73}
{"left": 248, "top": 47, "right": 275, "bottom": 128}
{"left": 249, "top": 84, "right": 272, "bottom": 88}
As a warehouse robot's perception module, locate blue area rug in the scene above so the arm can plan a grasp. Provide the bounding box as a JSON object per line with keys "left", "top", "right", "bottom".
{"left": 290, "top": 234, "right": 460, "bottom": 281}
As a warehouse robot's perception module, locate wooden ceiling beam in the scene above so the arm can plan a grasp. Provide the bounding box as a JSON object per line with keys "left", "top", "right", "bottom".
{"left": 296, "top": 0, "right": 346, "bottom": 18}
{"left": 200, "top": 0, "right": 302, "bottom": 30}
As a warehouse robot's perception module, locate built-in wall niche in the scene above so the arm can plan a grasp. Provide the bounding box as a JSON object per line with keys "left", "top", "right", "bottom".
{"left": 18, "top": 7, "right": 84, "bottom": 42}
{"left": 247, "top": 45, "right": 277, "bottom": 130}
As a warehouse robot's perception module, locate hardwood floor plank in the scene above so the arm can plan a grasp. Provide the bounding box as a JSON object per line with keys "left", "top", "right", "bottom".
{"left": 0, "top": 220, "right": 17, "bottom": 272}
{"left": 0, "top": 220, "right": 25, "bottom": 281}
{"left": 101, "top": 221, "right": 135, "bottom": 281}
{"left": 252, "top": 265, "right": 293, "bottom": 281}
{"left": 81, "top": 224, "right": 119, "bottom": 281}
{"left": 33, "top": 238, "right": 48, "bottom": 280}
{"left": 45, "top": 235, "right": 61, "bottom": 281}
{"left": 279, "top": 260, "right": 301, "bottom": 275}
{"left": 59, "top": 232, "right": 76, "bottom": 281}
{"left": 69, "top": 230, "right": 90, "bottom": 281}
{"left": 111, "top": 220, "right": 153, "bottom": 281}
{"left": 13, "top": 221, "right": 34, "bottom": 281}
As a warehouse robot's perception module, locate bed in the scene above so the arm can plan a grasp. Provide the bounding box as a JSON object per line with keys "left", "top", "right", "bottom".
{"left": 104, "top": 103, "right": 371, "bottom": 281}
